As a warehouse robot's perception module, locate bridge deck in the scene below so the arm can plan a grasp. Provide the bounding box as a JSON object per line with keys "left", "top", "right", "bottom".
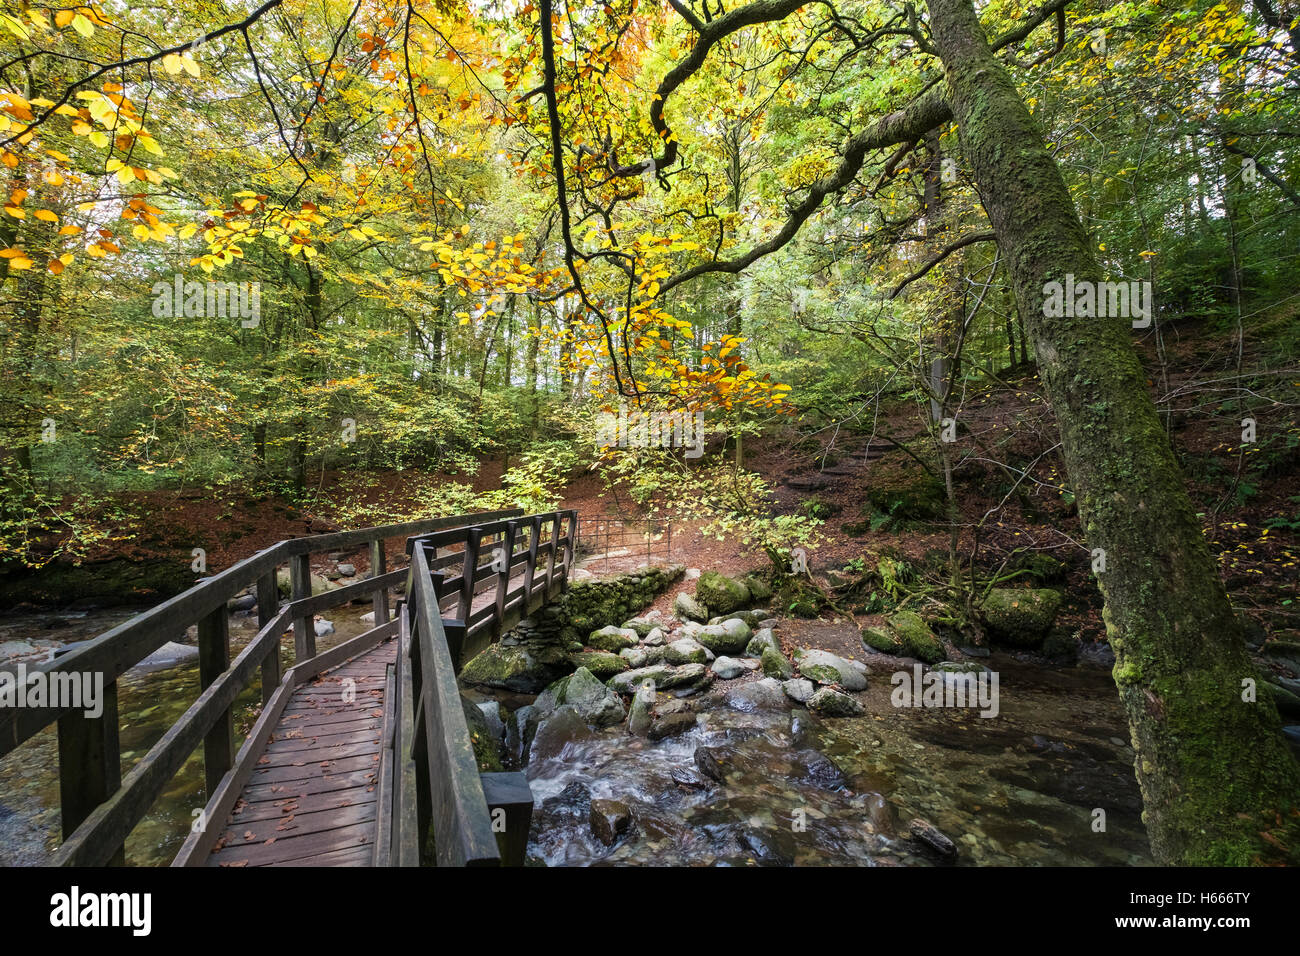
{"left": 206, "top": 639, "right": 396, "bottom": 867}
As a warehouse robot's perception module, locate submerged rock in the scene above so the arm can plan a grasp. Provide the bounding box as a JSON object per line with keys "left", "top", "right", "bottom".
{"left": 909, "top": 817, "right": 958, "bottom": 862}
{"left": 589, "top": 798, "right": 631, "bottom": 846}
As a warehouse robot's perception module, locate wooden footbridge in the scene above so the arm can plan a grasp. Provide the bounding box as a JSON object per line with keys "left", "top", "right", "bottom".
{"left": 0, "top": 508, "right": 578, "bottom": 867}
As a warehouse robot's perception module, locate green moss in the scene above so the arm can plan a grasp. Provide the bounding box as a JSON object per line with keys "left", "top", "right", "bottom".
{"left": 888, "top": 610, "right": 945, "bottom": 664}
{"left": 861, "top": 625, "right": 901, "bottom": 654}
{"left": 695, "top": 571, "right": 751, "bottom": 615}
{"left": 981, "top": 588, "right": 1063, "bottom": 646}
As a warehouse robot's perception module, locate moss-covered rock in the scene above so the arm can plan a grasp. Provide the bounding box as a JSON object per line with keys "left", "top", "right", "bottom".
{"left": 1015, "top": 552, "right": 1068, "bottom": 585}
{"left": 807, "top": 687, "right": 864, "bottom": 717}
{"left": 459, "top": 642, "right": 572, "bottom": 693}
{"left": 981, "top": 588, "right": 1063, "bottom": 646}
{"left": 889, "top": 610, "right": 946, "bottom": 664}
{"left": 674, "top": 591, "right": 709, "bottom": 622}
{"left": 742, "top": 575, "right": 773, "bottom": 602}
{"left": 695, "top": 571, "right": 751, "bottom": 615}
{"left": 861, "top": 625, "right": 901, "bottom": 654}
{"left": 567, "top": 650, "right": 628, "bottom": 678}
{"left": 587, "top": 625, "right": 640, "bottom": 652}
{"left": 745, "top": 627, "right": 781, "bottom": 658}
{"left": 761, "top": 646, "right": 794, "bottom": 679}
{"left": 695, "top": 618, "right": 752, "bottom": 655}
{"left": 461, "top": 696, "right": 504, "bottom": 772}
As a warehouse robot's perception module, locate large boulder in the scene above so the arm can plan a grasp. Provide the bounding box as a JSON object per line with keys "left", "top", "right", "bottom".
{"left": 674, "top": 591, "right": 709, "bottom": 622}
{"left": 695, "top": 618, "right": 752, "bottom": 655}
{"left": 981, "top": 588, "right": 1063, "bottom": 646}
{"left": 459, "top": 642, "right": 571, "bottom": 693}
{"left": 695, "top": 571, "right": 751, "bottom": 615}
{"left": 742, "top": 574, "right": 773, "bottom": 602}
{"left": 534, "top": 667, "right": 626, "bottom": 728}
{"left": 793, "top": 648, "right": 869, "bottom": 691}
{"left": 723, "top": 677, "right": 792, "bottom": 713}
{"left": 628, "top": 678, "right": 656, "bottom": 736}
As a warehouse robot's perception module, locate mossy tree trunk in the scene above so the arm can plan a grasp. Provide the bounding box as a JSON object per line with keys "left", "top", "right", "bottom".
{"left": 927, "top": 0, "right": 1300, "bottom": 864}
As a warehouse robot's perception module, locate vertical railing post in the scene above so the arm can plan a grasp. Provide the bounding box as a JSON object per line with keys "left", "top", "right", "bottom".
{"left": 521, "top": 515, "right": 541, "bottom": 610}
{"left": 257, "top": 566, "right": 281, "bottom": 703}
{"left": 289, "top": 551, "right": 314, "bottom": 661}
{"left": 563, "top": 512, "right": 578, "bottom": 583}
{"left": 493, "top": 521, "right": 518, "bottom": 632}
{"left": 55, "top": 648, "right": 124, "bottom": 864}
{"left": 370, "top": 538, "right": 390, "bottom": 624}
{"left": 197, "top": 605, "right": 234, "bottom": 795}
{"left": 546, "top": 514, "right": 561, "bottom": 593}
{"left": 458, "top": 528, "right": 483, "bottom": 624}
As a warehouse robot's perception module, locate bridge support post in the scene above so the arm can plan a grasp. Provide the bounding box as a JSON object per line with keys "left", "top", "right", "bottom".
{"left": 480, "top": 771, "right": 534, "bottom": 867}
{"left": 197, "top": 606, "right": 235, "bottom": 796}
{"left": 54, "top": 653, "right": 124, "bottom": 865}
{"left": 257, "top": 568, "right": 281, "bottom": 704}
{"left": 492, "top": 521, "right": 518, "bottom": 637}
{"left": 458, "top": 528, "right": 483, "bottom": 624}
{"left": 290, "top": 553, "right": 315, "bottom": 661}
{"left": 370, "top": 538, "right": 390, "bottom": 624}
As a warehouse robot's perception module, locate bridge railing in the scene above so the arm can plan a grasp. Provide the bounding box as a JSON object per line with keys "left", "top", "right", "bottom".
{"left": 387, "top": 508, "right": 576, "bottom": 864}
{"left": 0, "top": 508, "right": 522, "bottom": 866}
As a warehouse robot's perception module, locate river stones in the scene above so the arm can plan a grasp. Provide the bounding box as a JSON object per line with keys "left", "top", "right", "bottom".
{"left": 861, "top": 610, "right": 946, "bottom": 663}
{"left": 806, "top": 687, "right": 864, "bottom": 717}
{"left": 674, "top": 591, "right": 709, "bottom": 622}
{"left": 588, "top": 625, "right": 640, "bottom": 653}
{"left": 745, "top": 627, "right": 780, "bottom": 658}
{"left": 567, "top": 650, "right": 628, "bottom": 679}
{"left": 710, "top": 656, "right": 756, "bottom": 679}
{"left": 794, "top": 648, "right": 868, "bottom": 690}
{"left": 609, "top": 663, "right": 709, "bottom": 694}
{"left": 590, "top": 798, "right": 631, "bottom": 846}
{"left": 782, "top": 678, "right": 816, "bottom": 703}
{"left": 695, "top": 618, "right": 752, "bottom": 655}
{"left": 723, "top": 677, "right": 791, "bottom": 713}
{"left": 648, "top": 712, "right": 699, "bottom": 741}
{"left": 628, "top": 679, "right": 656, "bottom": 736}
{"left": 761, "top": 646, "right": 794, "bottom": 679}
{"left": 665, "top": 637, "right": 712, "bottom": 665}
{"left": 695, "top": 571, "right": 751, "bottom": 615}
{"left": 980, "top": 588, "right": 1063, "bottom": 647}
{"left": 909, "top": 818, "right": 958, "bottom": 862}
{"left": 535, "top": 667, "right": 626, "bottom": 728}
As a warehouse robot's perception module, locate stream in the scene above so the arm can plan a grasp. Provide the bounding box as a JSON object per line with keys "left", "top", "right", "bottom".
{"left": 2, "top": 607, "right": 1153, "bottom": 867}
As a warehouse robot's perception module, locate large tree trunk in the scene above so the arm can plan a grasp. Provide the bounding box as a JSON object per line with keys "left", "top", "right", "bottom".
{"left": 927, "top": 0, "right": 1300, "bottom": 865}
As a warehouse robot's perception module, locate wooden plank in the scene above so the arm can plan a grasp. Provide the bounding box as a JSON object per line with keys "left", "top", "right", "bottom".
{"left": 286, "top": 568, "right": 406, "bottom": 622}
{"left": 208, "top": 820, "right": 373, "bottom": 867}
{"left": 230, "top": 786, "right": 375, "bottom": 822}
{"left": 373, "top": 664, "right": 396, "bottom": 867}
{"left": 240, "top": 769, "right": 379, "bottom": 804}
{"left": 262, "top": 845, "right": 372, "bottom": 867}
{"left": 197, "top": 605, "right": 235, "bottom": 796}
{"left": 395, "top": 608, "right": 420, "bottom": 867}
{"left": 285, "top": 620, "right": 399, "bottom": 687}
{"left": 171, "top": 665, "right": 296, "bottom": 867}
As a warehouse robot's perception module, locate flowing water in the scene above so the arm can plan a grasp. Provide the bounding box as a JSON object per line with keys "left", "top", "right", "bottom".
{"left": 524, "top": 647, "right": 1153, "bottom": 867}
{"left": 3, "top": 605, "right": 1154, "bottom": 867}
{"left": 0, "top": 601, "right": 377, "bottom": 866}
